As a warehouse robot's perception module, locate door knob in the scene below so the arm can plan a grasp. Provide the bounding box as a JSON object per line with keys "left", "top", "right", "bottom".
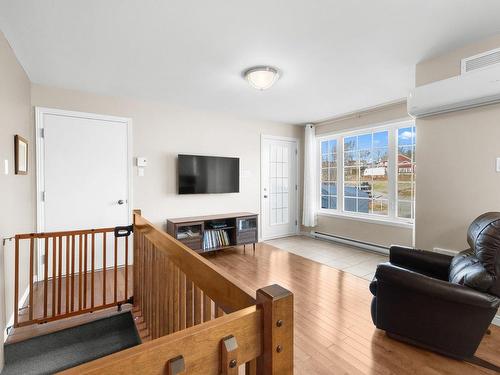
{"left": 118, "top": 199, "right": 125, "bottom": 205}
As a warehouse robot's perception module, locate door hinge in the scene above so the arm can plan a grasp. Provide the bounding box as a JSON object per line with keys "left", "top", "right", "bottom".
{"left": 40, "top": 128, "right": 45, "bottom": 138}
{"left": 295, "top": 219, "right": 298, "bottom": 226}
{"left": 41, "top": 191, "right": 46, "bottom": 202}
{"left": 295, "top": 184, "right": 298, "bottom": 191}
{"left": 295, "top": 149, "right": 298, "bottom": 155}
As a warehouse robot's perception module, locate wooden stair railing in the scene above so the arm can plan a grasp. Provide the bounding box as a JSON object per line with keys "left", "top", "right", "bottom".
{"left": 62, "top": 210, "right": 294, "bottom": 374}
{"left": 13, "top": 226, "right": 132, "bottom": 327}
{"left": 132, "top": 210, "right": 256, "bottom": 340}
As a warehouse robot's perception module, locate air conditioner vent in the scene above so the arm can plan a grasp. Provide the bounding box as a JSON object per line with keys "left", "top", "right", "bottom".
{"left": 462, "top": 47, "right": 500, "bottom": 74}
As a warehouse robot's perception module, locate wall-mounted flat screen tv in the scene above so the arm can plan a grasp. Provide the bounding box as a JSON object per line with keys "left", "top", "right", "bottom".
{"left": 178, "top": 154, "right": 240, "bottom": 194}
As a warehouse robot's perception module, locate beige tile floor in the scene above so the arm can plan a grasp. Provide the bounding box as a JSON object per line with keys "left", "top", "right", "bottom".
{"left": 265, "top": 235, "right": 388, "bottom": 281}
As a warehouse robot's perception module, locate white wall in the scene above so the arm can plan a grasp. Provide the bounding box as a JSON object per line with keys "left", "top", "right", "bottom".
{"left": 0, "top": 30, "right": 34, "bottom": 369}
{"left": 31, "top": 84, "right": 303, "bottom": 229}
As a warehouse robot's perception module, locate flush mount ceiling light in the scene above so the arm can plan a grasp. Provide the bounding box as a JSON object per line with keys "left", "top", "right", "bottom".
{"left": 243, "top": 66, "right": 280, "bottom": 90}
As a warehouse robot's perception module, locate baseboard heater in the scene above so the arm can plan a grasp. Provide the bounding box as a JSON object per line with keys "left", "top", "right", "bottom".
{"left": 311, "top": 231, "right": 389, "bottom": 255}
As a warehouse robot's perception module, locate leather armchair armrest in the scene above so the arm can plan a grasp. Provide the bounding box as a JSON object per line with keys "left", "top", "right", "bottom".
{"left": 376, "top": 263, "right": 500, "bottom": 310}
{"left": 389, "top": 245, "right": 453, "bottom": 281}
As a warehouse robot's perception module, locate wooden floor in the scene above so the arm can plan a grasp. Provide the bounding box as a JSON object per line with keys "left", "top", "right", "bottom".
{"left": 208, "top": 243, "right": 500, "bottom": 375}
{"left": 8, "top": 242, "right": 500, "bottom": 374}
{"left": 8, "top": 267, "right": 133, "bottom": 344}
{"left": 20, "top": 266, "right": 133, "bottom": 322}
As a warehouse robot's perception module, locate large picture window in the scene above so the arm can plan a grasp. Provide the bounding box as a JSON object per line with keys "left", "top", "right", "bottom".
{"left": 319, "top": 121, "right": 416, "bottom": 223}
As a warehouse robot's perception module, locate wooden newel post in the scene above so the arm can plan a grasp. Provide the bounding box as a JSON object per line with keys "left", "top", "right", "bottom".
{"left": 256, "top": 284, "right": 294, "bottom": 375}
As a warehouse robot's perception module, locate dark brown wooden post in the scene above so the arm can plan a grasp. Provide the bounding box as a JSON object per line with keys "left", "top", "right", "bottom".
{"left": 256, "top": 284, "right": 294, "bottom": 375}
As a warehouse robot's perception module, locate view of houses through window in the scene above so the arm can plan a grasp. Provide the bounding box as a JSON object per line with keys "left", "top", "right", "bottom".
{"left": 320, "top": 122, "right": 416, "bottom": 221}
{"left": 344, "top": 130, "right": 389, "bottom": 215}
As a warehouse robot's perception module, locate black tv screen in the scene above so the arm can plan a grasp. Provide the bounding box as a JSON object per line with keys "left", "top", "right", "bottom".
{"left": 178, "top": 155, "right": 240, "bottom": 194}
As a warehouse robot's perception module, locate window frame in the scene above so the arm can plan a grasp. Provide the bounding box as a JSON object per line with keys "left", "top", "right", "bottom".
{"left": 317, "top": 119, "right": 415, "bottom": 227}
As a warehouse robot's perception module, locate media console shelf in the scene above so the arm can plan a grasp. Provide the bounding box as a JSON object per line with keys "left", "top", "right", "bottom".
{"left": 166, "top": 212, "right": 258, "bottom": 254}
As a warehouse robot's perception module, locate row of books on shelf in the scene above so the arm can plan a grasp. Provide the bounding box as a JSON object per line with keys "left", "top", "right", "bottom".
{"left": 203, "top": 229, "right": 230, "bottom": 250}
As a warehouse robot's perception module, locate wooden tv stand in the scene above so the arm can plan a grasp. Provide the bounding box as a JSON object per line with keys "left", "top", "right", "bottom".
{"left": 166, "top": 212, "right": 258, "bottom": 254}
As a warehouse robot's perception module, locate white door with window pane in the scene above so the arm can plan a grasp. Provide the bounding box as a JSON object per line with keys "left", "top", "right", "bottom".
{"left": 261, "top": 136, "right": 298, "bottom": 239}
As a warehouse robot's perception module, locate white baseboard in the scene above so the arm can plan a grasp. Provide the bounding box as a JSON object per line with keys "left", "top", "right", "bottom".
{"left": 4, "top": 286, "right": 29, "bottom": 342}
{"left": 309, "top": 231, "right": 389, "bottom": 256}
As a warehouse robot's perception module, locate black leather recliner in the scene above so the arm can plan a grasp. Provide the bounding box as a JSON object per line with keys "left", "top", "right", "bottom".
{"left": 370, "top": 212, "right": 500, "bottom": 367}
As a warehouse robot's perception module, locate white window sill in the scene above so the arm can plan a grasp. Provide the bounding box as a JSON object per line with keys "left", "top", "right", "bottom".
{"left": 317, "top": 210, "right": 414, "bottom": 229}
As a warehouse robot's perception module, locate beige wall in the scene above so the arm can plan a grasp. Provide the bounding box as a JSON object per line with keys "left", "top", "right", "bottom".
{"left": 31, "top": 84, "right": 303, "bottom": 230}
{"left": 316, "top": 101, "right": 409, "bottom": 135}
{"left": 312, "top": 101, "right": 413, "bottom": 248}
{"left": 415, "top": 34, "right": 500, "bottom": 252}
{"left": 416, "top": 34, "right": 500, "bottom": 86}
{"left": 315, "top": 216, "right": 413, "bottom": 248}
{"left": 0, "top": 31, "right": 34, "bottom": 368}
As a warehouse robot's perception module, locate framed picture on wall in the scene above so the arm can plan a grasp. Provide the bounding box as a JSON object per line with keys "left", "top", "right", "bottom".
{"left": 14, "top": 134, "right": 28, "bottom": 175}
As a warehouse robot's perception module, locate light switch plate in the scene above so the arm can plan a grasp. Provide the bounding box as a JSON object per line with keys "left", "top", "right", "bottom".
{"left": 4, "top": 160, "right": 8, "bottom": 175}
{"left": 137, "top": 157, "right": 148, "bottom": 167}
{"left": 138, "top": 167, "right": 145, "bottom": 177}
{"left": 497, "top": 157, "right": 500, "bottom": 172}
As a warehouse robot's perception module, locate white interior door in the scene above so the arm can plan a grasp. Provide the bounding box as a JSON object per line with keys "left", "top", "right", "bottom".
{"left": 261, "top": 136, "right": 298, "bottom": 239}
{"left": 36, "top": 108, "right": 132, "bottom": 277}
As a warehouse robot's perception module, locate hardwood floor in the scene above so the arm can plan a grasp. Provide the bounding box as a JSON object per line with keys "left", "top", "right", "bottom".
{"left": 8, "top": 242, "right": 499, "bottom": 374}
{"left": 7, "top": 267, "right": 133, "bottom": 344}
{"left": 208, "top": 242, "right": 500, "bottom": 375}
{"left": 20, "top": 266, "right": 133, "bottom": 322}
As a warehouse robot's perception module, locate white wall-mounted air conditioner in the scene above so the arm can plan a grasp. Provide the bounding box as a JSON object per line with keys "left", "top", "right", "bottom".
{"left": 407, "top": 64, "right": 500, "bottom": 118}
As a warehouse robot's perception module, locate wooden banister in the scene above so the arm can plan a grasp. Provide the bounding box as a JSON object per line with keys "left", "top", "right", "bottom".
{"left": 133, "top": 213, "right": 256, "bottom": 313}
{"left": 61, "top": 306, "right": 263, "bottom": 374}
{"left": 62, "top": 283, "right": 294, "bottom": 375}
{"left": 14, "top": 210, "right": 294, "bottom": 374}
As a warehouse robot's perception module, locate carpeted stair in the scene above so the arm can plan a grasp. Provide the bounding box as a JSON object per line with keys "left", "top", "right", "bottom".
{"left": 2, "top": 311, "right": 141, "bottom": 375}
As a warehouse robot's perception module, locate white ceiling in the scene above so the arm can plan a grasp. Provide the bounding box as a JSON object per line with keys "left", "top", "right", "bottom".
{"left": 1, "top": 1, "right": 500, "bottom": 124}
